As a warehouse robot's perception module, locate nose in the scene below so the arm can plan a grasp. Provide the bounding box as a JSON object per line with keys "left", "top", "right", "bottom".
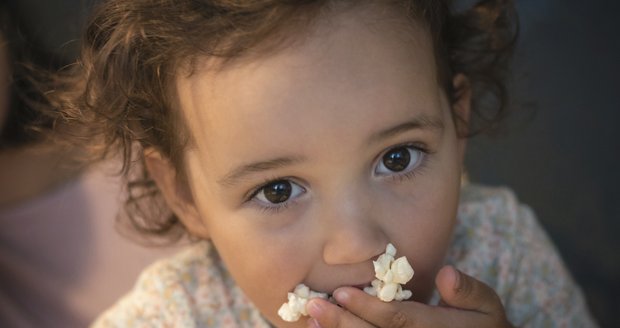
{"left": 320, "top": 185, "right": 388, "bottom": 265}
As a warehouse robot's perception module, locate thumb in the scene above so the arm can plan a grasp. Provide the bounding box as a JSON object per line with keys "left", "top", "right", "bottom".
{"left": 435, "top": 265, "right": 505, "bottom": 315}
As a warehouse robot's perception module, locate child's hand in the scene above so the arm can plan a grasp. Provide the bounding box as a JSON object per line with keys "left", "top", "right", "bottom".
{"left": 305, "top": 265, "right": 513, "bottom": 328}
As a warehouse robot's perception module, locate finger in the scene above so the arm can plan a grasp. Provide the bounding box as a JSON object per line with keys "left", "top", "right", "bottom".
{"left": 331, "top": 287, "right": 416, "bottom": 327}
{"left": 333, "top": 285, "right": 504, "bottom": 328}
{"left": 435, "top": 265, "right": 506, "bottom": 315}
{"left": 306, "top": 297, "right": 374, "bottom": 328}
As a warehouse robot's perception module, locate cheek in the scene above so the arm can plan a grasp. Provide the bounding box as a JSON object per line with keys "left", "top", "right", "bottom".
{"left": 384, "top": 190, "right": 458, "bottom": 302}
{"left": 188, "top": 168, "right": 317, "bottom": 325}
{"left": 386, "top": 185, "right": 458, "bottom": 261}
{"left": 379, "top": 154, "right": 461, "bottom": 299}
{"left": 204, "top": 210, "right": 317, "bottom": 326}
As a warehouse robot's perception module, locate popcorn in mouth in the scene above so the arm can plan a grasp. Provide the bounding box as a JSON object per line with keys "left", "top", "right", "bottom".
{"left": 277, "top": 284, "right": 330, "bottom": 322}
{"left": 277, "top": 243, "right": 414, "bottom": 322}
{"left": 363, "top": 243, "right": 414, "bottom": 302}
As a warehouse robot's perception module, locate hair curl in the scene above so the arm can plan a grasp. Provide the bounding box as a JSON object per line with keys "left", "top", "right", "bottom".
{"left": 48, "top": 0, "right": 518, "bottom": 244}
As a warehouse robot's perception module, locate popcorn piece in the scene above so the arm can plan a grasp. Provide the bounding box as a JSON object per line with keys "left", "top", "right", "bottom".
{"left": 364, "top": 243, "right": 414, "bottom": 302}
{"left": 277, "top": 284, "right": 328, "bottom": 322}
{"left": 386, "top": 243, "right": 397, "bottom": 256}
{"left": 378, "top": 282, "right": 398, "bottom": 302}
{"left": 391, "top": 256, "right": 414, "bottom": 284}
{"left": 374, "top": 252, "right": 393, "bottom": 281}
{"left": 278, "top": 243, "right": 414, "bottom": 321}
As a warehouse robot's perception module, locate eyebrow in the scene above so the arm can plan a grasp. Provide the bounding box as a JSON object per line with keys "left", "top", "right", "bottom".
{"left": 368, "top": 114, "right": 445, "bottom": 145}
{"left": 218, "top": 156, "right": 306, "bottom": 187}
{"left": 218, "top": 114, "right": 444, "bottom": 187}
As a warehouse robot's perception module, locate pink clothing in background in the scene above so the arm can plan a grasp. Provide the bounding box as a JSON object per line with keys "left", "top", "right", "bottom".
{"left": 0, "top": 163, "right": 179, "bottom": 327}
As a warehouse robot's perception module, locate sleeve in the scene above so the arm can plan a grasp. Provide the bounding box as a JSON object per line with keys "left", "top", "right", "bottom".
{"left": 89, "top": 261, "right": 199, "bottom": 328}
{"left": 502, "top": 202, "right": 598, "bottom": 328}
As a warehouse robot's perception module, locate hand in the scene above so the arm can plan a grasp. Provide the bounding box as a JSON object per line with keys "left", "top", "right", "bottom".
{"left": 305, "top": 265, "right": 513, "bottom": 328}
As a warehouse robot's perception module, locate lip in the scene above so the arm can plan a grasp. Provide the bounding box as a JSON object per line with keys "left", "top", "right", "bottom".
{"left": 351, "top": 282, "right": 372, "bottom": 290}
{"left": 334, "top": 280, "right": 373, "bottom": 293}
{"left": 321, "top": 282, "right": 371, "bottom": 299}
{"left": 303, "top": 280, "right": 373, "bottom": 296}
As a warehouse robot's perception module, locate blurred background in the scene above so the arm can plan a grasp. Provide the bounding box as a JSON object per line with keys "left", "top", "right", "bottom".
{"left": 467, "top": 0, "right": 620, "bottom": 326}
{"left": 4, "top": 0, "right": 619, "bottom": 326}
{"left": 1, "top": 1, "right": 178, "bottom": 326}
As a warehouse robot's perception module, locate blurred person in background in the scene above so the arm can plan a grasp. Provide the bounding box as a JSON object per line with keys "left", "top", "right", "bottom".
{"left": 0, "top": 1, "right": 178, "bottom": 326}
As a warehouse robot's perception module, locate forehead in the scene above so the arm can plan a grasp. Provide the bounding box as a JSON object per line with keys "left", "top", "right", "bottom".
{"left": 175, "top": 4, "right": 442, "bottom": 170}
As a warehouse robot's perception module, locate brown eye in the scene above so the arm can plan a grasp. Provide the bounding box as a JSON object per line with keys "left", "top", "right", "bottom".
{"left": 375, "top": 146, "right": 423, "bottom": 176}
{"left": 262, "top": 180, "right": 292, "bottom": 203}
{"left": 255, "top": 179, "right": 305, "bottom": 205}
{"left": 382, "top": 147, "right": 411, "bottom": 171}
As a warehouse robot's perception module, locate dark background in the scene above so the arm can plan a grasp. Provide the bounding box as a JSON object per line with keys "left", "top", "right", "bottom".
{"left": 12, "top": 0, "right": 620, "bottom": 326}
{"left": 466, "top": 0, "right": 620, "bottom": 326}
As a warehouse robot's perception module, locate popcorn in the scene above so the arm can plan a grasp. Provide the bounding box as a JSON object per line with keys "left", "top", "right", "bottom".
{"left": 363, "top": 243, "right": 414, "bottom": 302}
{"left": 277, "top": 284, "right": 328, "bottom": 322}
{"left": 277, "top": 243, "right": 414, "bottom": 322}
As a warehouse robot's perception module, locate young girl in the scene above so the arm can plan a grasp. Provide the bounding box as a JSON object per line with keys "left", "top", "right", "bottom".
{"left": 50, "top": 0, "right": 597, "bottom": 327}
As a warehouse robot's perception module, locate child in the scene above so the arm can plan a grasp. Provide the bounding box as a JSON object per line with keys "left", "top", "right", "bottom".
{"left": 50, "top": 0, "right": 597, "bottom": 327}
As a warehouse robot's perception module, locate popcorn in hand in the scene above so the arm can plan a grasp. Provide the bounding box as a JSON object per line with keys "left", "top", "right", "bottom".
{"left": 363, "top": 243, "right": 414, "bottom": 302}
{"left": 277, "top": 243, "right": 414, "bottom": 322}
{"left": 277, "top": 284, "right": 328, "bottom": 322}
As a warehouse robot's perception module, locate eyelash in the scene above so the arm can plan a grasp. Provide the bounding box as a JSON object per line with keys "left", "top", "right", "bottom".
{"left": 380, "top": 143, "right": 431, "bottom": 183}
{"left": 244, "top": 142, "right": 432, "bottom": 213}
{"left": 244, "top": 177, "right": 303, "bottom": 214}
{"left": 258, "top": 199, "right": 295, "bottom": 214}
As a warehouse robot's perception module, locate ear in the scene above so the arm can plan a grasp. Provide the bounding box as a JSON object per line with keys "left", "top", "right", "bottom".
{"left": 451, "top": 74, "right": 472, "bottom": 164}
{"left": 144, "top": 148, "right": 210, "bottom": 239}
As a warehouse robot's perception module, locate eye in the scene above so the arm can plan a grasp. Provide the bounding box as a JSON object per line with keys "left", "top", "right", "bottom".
{"left": 254, "top": 179, "right": 305, "bottom": 205}
{"left": 375, "top": 145, "right": 424, "bottom": 176}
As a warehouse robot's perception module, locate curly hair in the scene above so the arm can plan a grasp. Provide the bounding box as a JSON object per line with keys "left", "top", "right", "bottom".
{"left": 48, "top": 0, "right": 518, "bottom": 244}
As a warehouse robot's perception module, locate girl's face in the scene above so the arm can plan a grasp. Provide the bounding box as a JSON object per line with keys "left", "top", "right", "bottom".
{"left": 168, "top": 5, "right": 467, "bottom": 327}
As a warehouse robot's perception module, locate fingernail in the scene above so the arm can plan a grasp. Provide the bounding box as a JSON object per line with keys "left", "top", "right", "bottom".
{"left": 307, "top": 317, "right": 322, "bottom": 328}
{"left": 333, "top": 289, "right": 350, "bottom": 304}
{"left": 306, "top": 299, "right": 324, "bottom": 318}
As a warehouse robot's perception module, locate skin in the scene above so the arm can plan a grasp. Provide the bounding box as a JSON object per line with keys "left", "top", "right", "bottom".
{"left": 146, "top": 3, "right": 512, "bottom": 328}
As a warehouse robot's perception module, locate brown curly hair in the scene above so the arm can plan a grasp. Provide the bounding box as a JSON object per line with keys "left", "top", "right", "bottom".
{"left": 48, "top": 0, "right": 518, "bottom": 244}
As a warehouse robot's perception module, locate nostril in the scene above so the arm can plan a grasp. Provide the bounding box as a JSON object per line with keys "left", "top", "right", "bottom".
{"left": 322, "top": 237, "right": 388, "bottom": 266}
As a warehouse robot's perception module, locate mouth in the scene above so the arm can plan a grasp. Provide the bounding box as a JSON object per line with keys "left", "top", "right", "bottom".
{"left": 302, "top": 278, "right": 374, "bottom": 297}
{"left": 320, "top": 282, "right": 371, "bottom": 302}
{"left": 277, "top": 281, "right": 375, "bottom": 321}
{"left": 352, "top": 282, "right": 372, "bottom": 290}
{"left": 328, "top": 281, "right": 372, "bottom": 295}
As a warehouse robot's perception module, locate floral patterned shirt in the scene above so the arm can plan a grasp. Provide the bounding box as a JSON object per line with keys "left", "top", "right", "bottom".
{"left": 92, "top": 184, "right": 598, "bottom": 327}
